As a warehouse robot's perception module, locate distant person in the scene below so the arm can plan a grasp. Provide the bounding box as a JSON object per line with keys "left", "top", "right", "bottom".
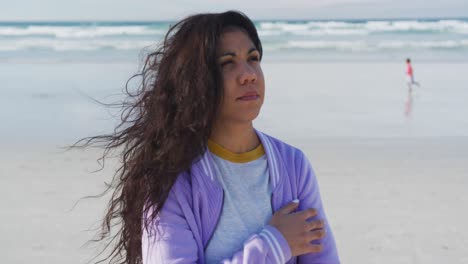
{"left": 406, "top": 58, "right": 420, "bottom": 91}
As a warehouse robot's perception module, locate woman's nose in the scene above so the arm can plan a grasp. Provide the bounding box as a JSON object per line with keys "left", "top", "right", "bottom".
{"left": 238, "top": 64, "right": 257, "bottom": 85}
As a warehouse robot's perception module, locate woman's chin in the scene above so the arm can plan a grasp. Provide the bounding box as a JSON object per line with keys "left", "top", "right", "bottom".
{"left": 237, "top": 109, "right": 262, "bottom": 123}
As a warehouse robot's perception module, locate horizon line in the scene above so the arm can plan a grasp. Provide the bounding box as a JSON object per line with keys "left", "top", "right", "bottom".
{"left": 0, "top": 16, "right": 467, "bottom": 24}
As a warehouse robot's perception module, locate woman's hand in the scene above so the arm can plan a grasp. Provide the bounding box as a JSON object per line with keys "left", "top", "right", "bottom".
{"left": 268, "top": 200, "right": 326, "bottom": 257}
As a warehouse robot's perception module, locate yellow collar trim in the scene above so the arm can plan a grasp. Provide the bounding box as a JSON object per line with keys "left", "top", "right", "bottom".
{"left": 207, "top": 139, "right": 265, "bottom": 163}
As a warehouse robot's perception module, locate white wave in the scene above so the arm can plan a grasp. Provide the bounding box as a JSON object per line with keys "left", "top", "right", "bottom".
{"left": 257, "top": 30, "right": 283, "bottom": 36}
{"left": 377, "top": 40, "right": 468, "bottom": 49}
{"left": 3, "top": 38, "right": 467, "bottom": 52}
{"left": 0, "top": 26, "right": 165, "bottom": 38}
{"left": 310, "top": 21, "right": 358, "bottom": 29}
{"left": 259, "top": 21, "right": 367, "bottom": 36}
{"left": 258, "top": 20, "right": 468, "bottom": 36}
{"left": 286, "top": 40, "right": 369, "bottom": 51}
{"left": 259, "top": 22, "right": 310, "bottom": 32}
{"left": 2, "top": 20, "right": 468, "bottom": 41}
{"left": 270, "top": 39, "right": 468, "bottom": 51}
{"left": 0, "top": 38, "right": 156, "bottom": 51}
{"left": 314, "top": 29, "right": 368, "bottom": 35}
{"left": 365, "top": 20, "right": 468, "bottom": 34}
{"left": 259, "top": 29, "right": 367, "bottom": 36}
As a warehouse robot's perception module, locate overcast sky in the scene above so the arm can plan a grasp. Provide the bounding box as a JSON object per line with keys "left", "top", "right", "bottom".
{"left": 1, "top": 0, "right": 468, "bottom": 21}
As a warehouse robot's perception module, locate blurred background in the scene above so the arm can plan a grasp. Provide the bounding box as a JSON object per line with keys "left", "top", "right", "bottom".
{"left": 1, "top": 1, "right": 467, "bottom": 263}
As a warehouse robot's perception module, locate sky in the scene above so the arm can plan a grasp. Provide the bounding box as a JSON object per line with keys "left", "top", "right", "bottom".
{"left": 1, "top": 0, "right": 467, "bottom": 21}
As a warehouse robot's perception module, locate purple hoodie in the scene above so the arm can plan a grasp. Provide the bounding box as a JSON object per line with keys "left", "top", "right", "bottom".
{"left": 142, "top": 130, "right": 340, "bottom": 263}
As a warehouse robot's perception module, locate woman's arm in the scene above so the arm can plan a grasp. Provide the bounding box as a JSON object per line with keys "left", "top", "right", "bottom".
{"left": 296, "top": 151, "right": 340, "bottom": 264}
{"left": 219, "top": 225, "right": 291, "bottom": 263}
{"left": 142, "top": 186, "right": 291, "bottom": 264}
{"left": 142, "top": 190, "right": 199, "bottom": 264}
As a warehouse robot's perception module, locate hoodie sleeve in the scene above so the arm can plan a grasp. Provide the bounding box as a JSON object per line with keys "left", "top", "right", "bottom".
{"left": 142, "top": 187, "right": 199, "bottom": 264}
{"left": 296, "top": 151, "right": 341, "bottom": 264}
{"left": 142, "top": 186, "right": 291, "bottom": 264}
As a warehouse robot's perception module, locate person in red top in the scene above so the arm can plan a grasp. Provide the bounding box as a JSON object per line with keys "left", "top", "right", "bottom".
{"left": 406, "top": 58, "right": 420, "bottom": 91}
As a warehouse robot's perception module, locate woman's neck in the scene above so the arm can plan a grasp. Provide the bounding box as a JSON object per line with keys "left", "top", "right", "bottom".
{"left": 210, "top": 122, "right": 260, "bottom": 153}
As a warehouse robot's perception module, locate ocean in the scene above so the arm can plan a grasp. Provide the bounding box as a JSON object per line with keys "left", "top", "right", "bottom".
{"left": 1, "top": 19, "right": 468, "bottom": 63}
{"left": 1, "top": 19, "right": 468, "bottom": 145}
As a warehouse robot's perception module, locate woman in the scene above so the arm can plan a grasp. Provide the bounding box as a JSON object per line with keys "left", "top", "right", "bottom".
{"left": 81, "top": 11, "right": 340, "bottom": 264}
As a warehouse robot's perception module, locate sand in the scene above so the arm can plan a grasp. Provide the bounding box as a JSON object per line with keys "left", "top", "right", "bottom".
{"left": 1, "top": 62, "right": 467, "bottom": 263}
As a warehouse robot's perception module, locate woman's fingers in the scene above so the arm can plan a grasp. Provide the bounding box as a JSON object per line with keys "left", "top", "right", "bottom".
{"left": 306, "top": 219, "right": 325, "bottom": 231}
{"left": 270, "top": 204, "right": 326, "bottom": 257}
{"left": 278, "top": 200, "right": 300, "bottom": 215}
{"left": 301, "top": 243, "right": 324, "bottom": 255}
{"left": 304, "top": 228, "right": 326, "bottom": 241}
{"left": 294, "top": 229, "right": 326, "bottom": 256}
{"left": 293, "top": 208, "right": 318, "bottom": 220}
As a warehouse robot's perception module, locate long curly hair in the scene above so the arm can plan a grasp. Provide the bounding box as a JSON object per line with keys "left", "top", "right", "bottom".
{"left": 74, "top": 11, "right": 262, "bottom": 264}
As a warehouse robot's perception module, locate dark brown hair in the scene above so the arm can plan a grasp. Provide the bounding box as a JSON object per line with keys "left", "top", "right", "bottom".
{"left": 75, "top": 10, "right": 262, "bottom": 264}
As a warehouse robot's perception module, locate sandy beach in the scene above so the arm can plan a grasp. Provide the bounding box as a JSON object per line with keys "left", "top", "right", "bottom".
{"left": 1, "top": 62, "right": 468, "bottom": 263}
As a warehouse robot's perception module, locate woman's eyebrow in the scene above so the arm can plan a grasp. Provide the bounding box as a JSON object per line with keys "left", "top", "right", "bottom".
{"left": 247, "top": 47, "right": 258, "bottom": 54}
{"left": 219, "top": 51, "right": 236, "bottom": 58}
{"left": 219, "top": 47, "right": 258, "bottom": 59}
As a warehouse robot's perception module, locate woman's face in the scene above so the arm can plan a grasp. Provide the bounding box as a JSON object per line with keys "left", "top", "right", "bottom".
{"left": 216, "top": 29, "right": 265, "bottom": 126}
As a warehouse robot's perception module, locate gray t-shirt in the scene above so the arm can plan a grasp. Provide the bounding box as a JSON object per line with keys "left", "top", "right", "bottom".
{"left": 204, "top": 146, "right": 273, "bottom": 264}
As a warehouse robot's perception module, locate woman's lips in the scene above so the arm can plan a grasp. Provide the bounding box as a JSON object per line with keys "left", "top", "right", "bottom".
{"left": 237, "top": 92, "right": 259, "bottom": 101}
{"left": 237, "top": 95, "right": 259, "bottom": 101}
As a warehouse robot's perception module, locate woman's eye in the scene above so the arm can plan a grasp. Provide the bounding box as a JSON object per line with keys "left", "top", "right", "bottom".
{"left": 221, "top": 60, "right": 233, "bottom": 67}
{"left": 249, "top": 56, "right": 259, "bottom": 62}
